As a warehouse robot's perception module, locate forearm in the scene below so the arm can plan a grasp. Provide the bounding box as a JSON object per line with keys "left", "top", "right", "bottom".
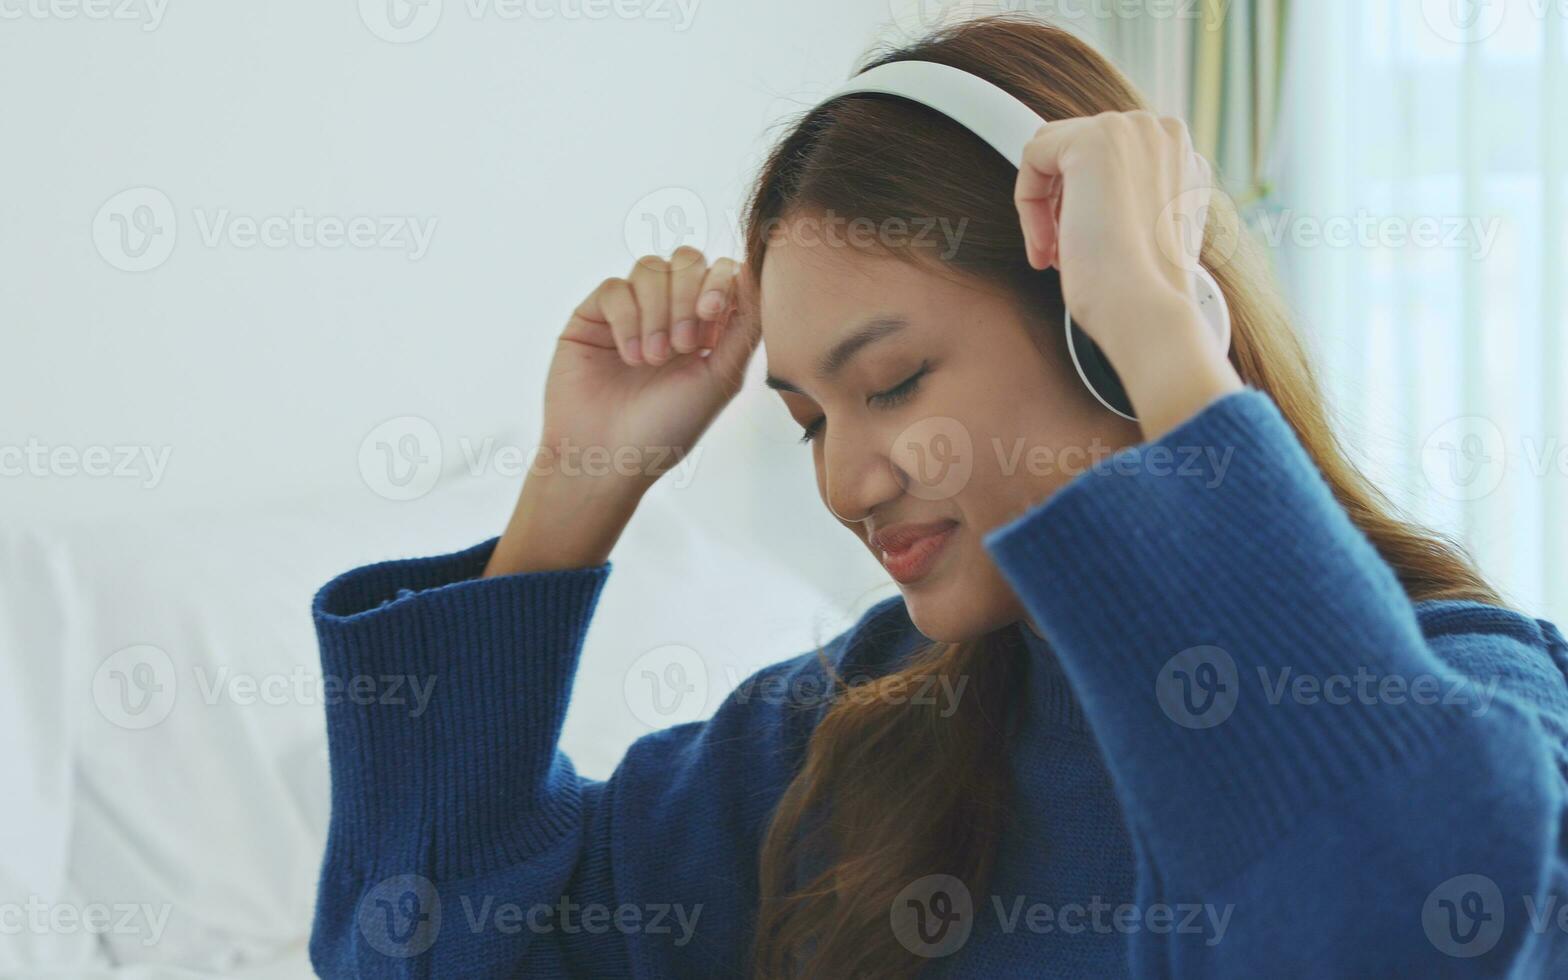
{"left": 484, "top": 456, "right": 649, "bottom": 576}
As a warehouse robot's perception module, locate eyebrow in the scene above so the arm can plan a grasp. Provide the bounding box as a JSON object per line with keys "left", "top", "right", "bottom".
{"left": 763, "top": 315, "right": 909, "bottom": 395}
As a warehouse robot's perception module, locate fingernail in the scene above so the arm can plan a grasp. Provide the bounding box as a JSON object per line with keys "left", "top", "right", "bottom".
{"left": 672, "top": 318, "right": 698, "bottom": 352}
{"left": 623, "top": 336, "right": 642, "bottom": 363}
{"left": 646, "top": 330, "right": 669, "bottom": 362}
{"left": 699, "top": 289, "right": 724, "bottom": 316}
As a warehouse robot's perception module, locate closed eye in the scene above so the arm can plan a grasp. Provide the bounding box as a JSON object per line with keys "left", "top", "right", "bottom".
{"left": 796, "top": 361, "right": 930, "bottom": 445}
{"left": 869, "top": 361, "right": 928, "bottom": 409}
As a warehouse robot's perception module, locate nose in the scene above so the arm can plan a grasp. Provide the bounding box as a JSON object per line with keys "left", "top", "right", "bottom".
{"left": 819, "top": 418, "right": 906, "bottom": 525}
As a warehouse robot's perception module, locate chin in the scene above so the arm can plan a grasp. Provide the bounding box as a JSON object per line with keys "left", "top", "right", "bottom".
{"left": 899, "top": 572, "right": 1020, "bottom": 645}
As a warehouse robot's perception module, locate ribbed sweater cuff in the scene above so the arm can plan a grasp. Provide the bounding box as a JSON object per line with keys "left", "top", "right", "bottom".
{"left": 982, "top": 388, "right": 1474, "bottom": 882}
{"left": 311, "top": 537, "right": 612, "bottom": 880}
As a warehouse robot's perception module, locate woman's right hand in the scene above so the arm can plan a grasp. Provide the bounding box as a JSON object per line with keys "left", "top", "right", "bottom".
{"left": 484, "top": 247, "right": 760, "bottom": 576}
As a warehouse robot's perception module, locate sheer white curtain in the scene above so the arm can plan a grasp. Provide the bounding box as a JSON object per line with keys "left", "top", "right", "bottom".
{"left": 1270, "top": 0, "right": 1567, "bottom": 622}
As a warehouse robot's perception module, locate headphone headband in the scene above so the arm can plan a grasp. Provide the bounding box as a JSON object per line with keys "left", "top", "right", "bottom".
{"left": 821, "top": 60, "right": 1046, "bottom": 169}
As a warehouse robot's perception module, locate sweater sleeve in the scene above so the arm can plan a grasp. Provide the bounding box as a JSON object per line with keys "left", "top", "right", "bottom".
{"left": 980, "top": 387, "right": 1568, "bottom": 977}
{"left": 306, "top": 537, "right": 879, "bottom": 979}
{"left": 307, "top": 538, "right": 614, "bottom": 978}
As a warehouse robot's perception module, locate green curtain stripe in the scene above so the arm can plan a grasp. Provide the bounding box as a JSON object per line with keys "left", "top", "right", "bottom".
{"left": 1190, "top": 0, "right": 1290, "bottom": 210}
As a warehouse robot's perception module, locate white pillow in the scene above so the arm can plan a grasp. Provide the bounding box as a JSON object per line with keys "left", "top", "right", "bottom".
{"left": 7, "top": 460, "right": 858, "bottom": 972}
{"left": 0, "top": 528, "right": 102, "bottom": 974}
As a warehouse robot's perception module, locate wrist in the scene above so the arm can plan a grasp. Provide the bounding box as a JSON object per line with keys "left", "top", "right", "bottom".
{"left": 1094, "top": 292, "right": 1244, "bottom": 443}
{"left": 484, "top": 464, "right": 647, "bottom": 577}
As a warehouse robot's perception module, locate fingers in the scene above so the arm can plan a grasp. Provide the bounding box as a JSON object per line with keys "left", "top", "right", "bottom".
{"left": 1016, "top": 117, "right": 1093, "bottom": 271}
{"left": 1017, "top": 111, "right": 1208, "bottom": 271}
{"left": 704, "top": 259, "right": 761, "bottom": 395}
{"left": 568, "top": 251, "right": 747, "bottom": 368}
{"left": 628, "top": 253, "right": 674, "bottom": 364}
{"left": 563, "top": 275, "right": 639, "bottom": 357}
{"left": 666, "top": 246, "right": 710, "bottom": 356}
{"left": 694, "top": 257, "right": 741, "bottom": 352}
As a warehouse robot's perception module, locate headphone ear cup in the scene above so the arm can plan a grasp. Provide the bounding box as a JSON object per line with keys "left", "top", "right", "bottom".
{"left": 1066, "top": 321, "right": 1136, "bottom": 420}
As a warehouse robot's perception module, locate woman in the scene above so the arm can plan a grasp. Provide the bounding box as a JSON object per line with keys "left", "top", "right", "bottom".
{"left": 309, "top": 15, "right": 1568, "bottom": 978}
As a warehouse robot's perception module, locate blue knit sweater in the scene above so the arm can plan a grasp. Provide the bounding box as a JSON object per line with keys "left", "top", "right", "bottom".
{"left": 309, "top": 388, "right": 1568, "bottom": 978}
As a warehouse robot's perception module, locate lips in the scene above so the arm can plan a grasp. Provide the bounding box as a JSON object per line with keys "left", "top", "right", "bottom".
{"left": 871, "top": 520, "right": 959, "bottom": 585}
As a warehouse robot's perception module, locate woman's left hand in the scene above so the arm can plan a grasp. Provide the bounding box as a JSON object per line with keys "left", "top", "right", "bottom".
{"left": 1015, "top": 110, "right": 1243, "bottom": 439}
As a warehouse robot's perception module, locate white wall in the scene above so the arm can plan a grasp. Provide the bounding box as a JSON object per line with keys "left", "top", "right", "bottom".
{"left": 1, "top": 1, "right": 938, "bottom": 607}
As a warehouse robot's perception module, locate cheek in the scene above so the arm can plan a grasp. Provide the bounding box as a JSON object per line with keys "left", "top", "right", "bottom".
{"left": 886, "top": 414, "right": 978, "bottom": 503}
{"left": 894, "top": 387, "right": 1089, "bottom": 536}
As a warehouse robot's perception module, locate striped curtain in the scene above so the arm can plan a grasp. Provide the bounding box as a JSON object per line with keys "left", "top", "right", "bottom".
{"left": 1189, "top": 0, "right": 1290, "bottom": 211}
{"left": 1266, "top": 1, "right": 1567, "bottom": 622}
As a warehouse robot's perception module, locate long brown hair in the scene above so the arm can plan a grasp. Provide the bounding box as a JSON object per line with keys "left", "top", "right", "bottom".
{"left": 741, "top": 14, "right": 1503, "bottom": 978}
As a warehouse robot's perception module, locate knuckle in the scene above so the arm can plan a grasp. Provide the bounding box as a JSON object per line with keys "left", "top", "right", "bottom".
{"left": 602, "top": 278, "right": 633, "bottom": 308}
{"left": 670, "top": 244, "right": 706, "bottom": 274}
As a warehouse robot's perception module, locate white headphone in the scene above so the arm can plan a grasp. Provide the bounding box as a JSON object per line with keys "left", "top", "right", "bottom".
{"left": 815, "top": 60, "right": 1232, "bottom": 422}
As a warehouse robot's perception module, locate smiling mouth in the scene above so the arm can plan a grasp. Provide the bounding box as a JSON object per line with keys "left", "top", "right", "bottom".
{"left": 874, "top": 520, "right": 959, "bottom": 585}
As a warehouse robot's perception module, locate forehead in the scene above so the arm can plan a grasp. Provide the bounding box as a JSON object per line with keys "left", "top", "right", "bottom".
{"left": 759, "top": 223, "right": 944, "bottom": 352}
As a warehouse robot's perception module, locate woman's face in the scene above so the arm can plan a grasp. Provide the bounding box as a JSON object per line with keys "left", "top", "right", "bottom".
{"left": 759, "top": 215, "right": 1141, "bottom": 642}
